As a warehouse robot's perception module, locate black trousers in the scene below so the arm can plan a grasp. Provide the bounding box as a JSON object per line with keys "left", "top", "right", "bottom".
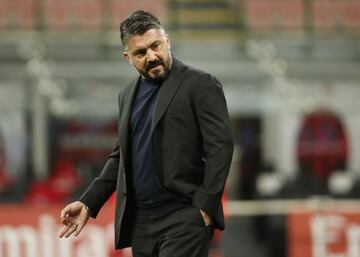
{"left": 131, "top": 206, "right": 215, "bottom": 257}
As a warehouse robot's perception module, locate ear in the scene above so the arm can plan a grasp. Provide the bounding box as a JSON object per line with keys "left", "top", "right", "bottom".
{"left": 123, "top": 52, "right": 132, "bottom": 64}
{"left": 166, "top": 34, "right": 171, "bottom": 50}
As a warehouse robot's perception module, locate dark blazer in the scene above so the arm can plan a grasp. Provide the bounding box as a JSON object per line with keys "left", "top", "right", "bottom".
{"left": 79, "top": 57, "right": 234, "bottom": 249}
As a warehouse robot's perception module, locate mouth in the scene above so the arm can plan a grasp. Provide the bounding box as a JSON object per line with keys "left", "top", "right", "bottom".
{"left": 148, "top": 65, "right": 164, "bottom": 74}
{"left": 147, "top": 61, "right": 164, "bottom": 72}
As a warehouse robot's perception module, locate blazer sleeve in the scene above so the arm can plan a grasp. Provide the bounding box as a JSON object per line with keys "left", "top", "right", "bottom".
{"left": 78, "top": 138, "right": 119, "bottom": 218}
{"left": 191, "top": 73, "right": 234, "bottom": 218}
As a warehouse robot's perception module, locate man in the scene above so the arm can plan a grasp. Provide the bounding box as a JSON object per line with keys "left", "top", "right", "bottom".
{"left": 59, "top": 10, "right": 233, "bottom": 257}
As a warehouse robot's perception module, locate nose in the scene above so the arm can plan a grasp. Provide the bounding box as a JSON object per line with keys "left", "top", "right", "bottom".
{"left": 147, "top": 49, "right": 157, "bottom": 62}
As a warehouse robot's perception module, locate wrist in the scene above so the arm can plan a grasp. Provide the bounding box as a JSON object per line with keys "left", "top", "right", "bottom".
{"left": 79, "top": 201, "right": 90, "bottom": 216}
{"left": 200, "top": 209, "right": 211, "bottom": 225}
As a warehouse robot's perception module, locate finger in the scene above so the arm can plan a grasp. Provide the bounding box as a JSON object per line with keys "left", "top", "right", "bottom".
{"left": 61, "top": 214, "right": 69, "bottom": 225}
{"left": 74, "top": 222, "right": 85, "bottom": 237}
{"left": 64, "top": 224, "right": 77, "bottom": 238}
{"left": 60, "top": 205, "right": 72, "bottom": 221}
{"left": 58, "top": 224, "right": 71, "bottom": 238}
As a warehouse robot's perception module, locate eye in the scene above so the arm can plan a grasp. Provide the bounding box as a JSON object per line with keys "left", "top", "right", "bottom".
{"left": 152, "top": 42, "right": 161, "bottom": 50}
{"left": 134, "top": 49, "right": 146, "bottom": 58}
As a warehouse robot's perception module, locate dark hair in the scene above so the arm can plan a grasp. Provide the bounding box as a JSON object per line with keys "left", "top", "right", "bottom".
{"left": 120, "top": 10, "right": 163, "bottom": 48}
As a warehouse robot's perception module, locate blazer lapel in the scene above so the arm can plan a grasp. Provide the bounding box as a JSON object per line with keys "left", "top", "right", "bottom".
{"left": 152, "top": 58, "right": 187, "bottom": 131}
{"left": 119, "top": 77, "right": 139, "bottom": 163}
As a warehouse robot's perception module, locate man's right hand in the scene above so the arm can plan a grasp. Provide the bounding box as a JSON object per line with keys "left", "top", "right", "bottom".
{"left": 59, "top": 201, "right": 90, "bottom": 238}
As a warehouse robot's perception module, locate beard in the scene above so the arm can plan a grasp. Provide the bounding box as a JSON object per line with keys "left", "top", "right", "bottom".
{"left": 139, "top": 55, "right": 172, "bottom": 82}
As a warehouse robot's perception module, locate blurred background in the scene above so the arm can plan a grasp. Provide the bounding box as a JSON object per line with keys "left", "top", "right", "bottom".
{"left": 0, "top": 0, "right": 360, "bottom": 257}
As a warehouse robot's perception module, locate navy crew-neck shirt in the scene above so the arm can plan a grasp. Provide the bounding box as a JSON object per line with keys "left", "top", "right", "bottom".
{"left": 130, "top": 78, "right": 183, "bottom": 212}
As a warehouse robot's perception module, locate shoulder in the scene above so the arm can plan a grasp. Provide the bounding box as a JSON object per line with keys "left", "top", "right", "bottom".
{"left": 118, "top": 78, "right": 138, "bottom": 100}
{"left": 176, "top": 59, "right": 206, "bottom": 78}
{"left": 172, "top": 57, "right": 208, "bottom": 80}
{"left": 184, "top": 65, "right": 223, "bottom": 92}
{"left": 175, "top": 59, "right": 221, "bottom": 88}
{"left": 177, "top": 63, "right": 225, "bottom": 103}
{"left": 117, "top": 77, "right": 139, "bottom": 113}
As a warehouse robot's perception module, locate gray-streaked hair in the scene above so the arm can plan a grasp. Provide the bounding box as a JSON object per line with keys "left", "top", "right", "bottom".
{"left": 120, "top": 10, "right": 163, "bottom": 49}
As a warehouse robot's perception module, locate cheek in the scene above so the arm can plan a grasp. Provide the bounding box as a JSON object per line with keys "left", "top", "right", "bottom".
{"left": 132, "top": 59, "right": 145, "bottom": 70}
{"left": 161, "top": 48, "right": 171, "bottom": 62}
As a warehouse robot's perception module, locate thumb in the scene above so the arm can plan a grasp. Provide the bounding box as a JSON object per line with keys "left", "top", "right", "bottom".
{"left": 60, "top": 204, "right": 75, "bottom": 223}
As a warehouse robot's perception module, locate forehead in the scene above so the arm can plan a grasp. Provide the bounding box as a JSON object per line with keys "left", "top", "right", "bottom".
{"left": 127, "top": 28, "right": 166, "bottom": 50}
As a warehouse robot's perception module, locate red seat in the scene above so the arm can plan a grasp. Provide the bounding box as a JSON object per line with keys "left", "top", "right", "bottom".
{"left": 25, "top": 159, "right": 81, "bottom": 205}
{"left": 0, "top": 0, "right": 35, "bottom": 31}
{"left": 44, "top": 0, "right": 101, "bottom": 31}
{"left": 313, "top": 0, "right": 360, "bottom": 32}
{"left": 243, "top": 0, "right": 303, "bottom": 31}
{"left": 111, "top": 0, "right": 168, "bottom": 30}
{"left": 25, "top": 181, "right": 66, "bottom": 205}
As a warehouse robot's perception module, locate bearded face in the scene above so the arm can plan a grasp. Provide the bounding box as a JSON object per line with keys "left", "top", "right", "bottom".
{"left": 123, "top": 28, "right": 172, "bottom": 82}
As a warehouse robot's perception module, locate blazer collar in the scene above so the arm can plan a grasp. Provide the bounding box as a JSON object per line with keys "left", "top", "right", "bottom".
{"left": 119, "top": 57, "right": 187, "bottom": 156}
{"left": 152, "top": 57, "right": 187, "bottom": 131}
{"left": 119, "top": 77, "right": 139, "bottom": 160}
